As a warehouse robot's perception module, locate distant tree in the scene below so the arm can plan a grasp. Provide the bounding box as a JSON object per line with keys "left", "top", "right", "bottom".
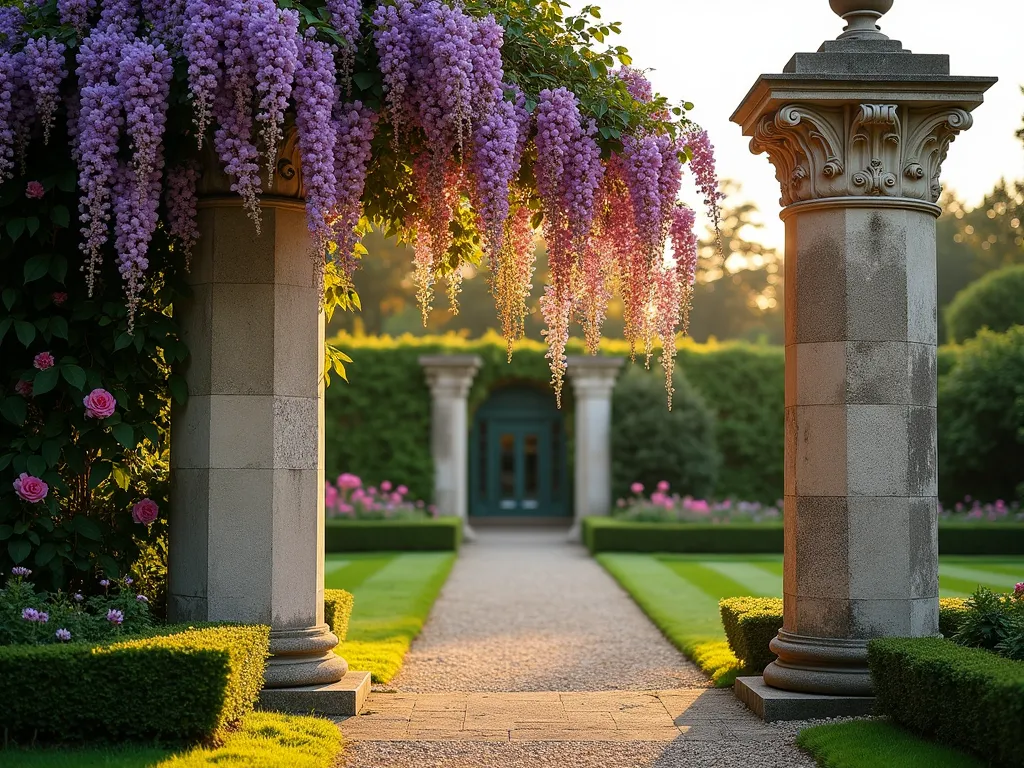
{"left": 945, "top": 264, "right": 1024, "bottom": 343}
{"left": 688, "top": 182, "right": 784, "bottom": 344}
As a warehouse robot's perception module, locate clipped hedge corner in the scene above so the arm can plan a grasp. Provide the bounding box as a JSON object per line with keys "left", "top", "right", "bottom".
{"left": 719, "top": 597, "right": 783, "bottom": 673}
{"left": 869, "top": 637, "right": 1024, "bottom": 767}
{"left": 324, "top": 589, "right": 355, "bottom": 643}
{"left": 325, "top": 517, "right": 462, "bottom": 551}
{"left": 0, "top": 624, "right": 270, "bottom": 745}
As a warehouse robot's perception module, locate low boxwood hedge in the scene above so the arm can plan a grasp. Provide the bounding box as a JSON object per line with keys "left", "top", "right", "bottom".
{"left": 325, "top": 518, "right": 462, "bottom": 552}
{"left": 583, "top": 519, "right": 784, "bottom": 554}
{"left": 719, "top": 597, "right": 783, "bottom": 673}
{"left": 324, "top": 589, "right": 354, "bottom": 642}
{"left": 0, "top": 624, "right": 269, "bottom": 745}
{"left": 868, "top": 637, "right": 1024, "bottom": 767}
{"left": 583, "top": 519, "right": 1024, "bottom": 555}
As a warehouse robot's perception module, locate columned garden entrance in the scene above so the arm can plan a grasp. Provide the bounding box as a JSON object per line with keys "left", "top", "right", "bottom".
{"left": 470, "top": 387, "right": 569, "bottom": 520}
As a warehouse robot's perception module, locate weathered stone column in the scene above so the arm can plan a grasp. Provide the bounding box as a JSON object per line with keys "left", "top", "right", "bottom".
{"left": 420, "top": 356, "right": 482, "bottom": 541}
{"left": 169, "top": 134, "right": 347, "bottom": 689}
{"left": 731, "top": 1, "right": 994, "bottom": 700}
{"left": 566, "top": 357, "right": 624, "bottom": 541}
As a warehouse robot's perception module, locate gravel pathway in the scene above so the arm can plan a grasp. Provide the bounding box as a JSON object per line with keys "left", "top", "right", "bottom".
{"left": 389, "top": 527, "right": 706, "bottom": 692}
{"left": 340, "top": 527, "right": 828, "bottom": 767}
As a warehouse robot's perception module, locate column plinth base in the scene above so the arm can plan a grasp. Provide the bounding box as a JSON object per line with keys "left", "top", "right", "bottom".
{"left": 265, "top": 624, "right": 348, "bottom": 688}
{"left": 764, "top": 630, "right": 872, "bottom": 696}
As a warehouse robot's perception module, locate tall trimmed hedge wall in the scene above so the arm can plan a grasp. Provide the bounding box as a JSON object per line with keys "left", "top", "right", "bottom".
{"left": 325, "top": 331, "right": 1022, "bottom": 505}
{"left": 325, "top": 332, "right": 785, "bottom": 503}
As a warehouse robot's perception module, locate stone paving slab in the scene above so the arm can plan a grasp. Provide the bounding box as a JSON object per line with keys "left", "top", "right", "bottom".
{"left": 339, "top": 689, "right": 777, "bottom": 744}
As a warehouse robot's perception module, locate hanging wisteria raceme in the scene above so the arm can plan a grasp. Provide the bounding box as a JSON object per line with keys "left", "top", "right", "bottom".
{"left": 370, "top": 0, "right": 414, "bottom": 135}
{"left": 117, "top": 40, "right": 172, "bottom": 199}
{"left": 165, "top": 161, "right": 201, "bottom": 269}
{"left": 294, "top": 33, "right": 339, "bottom": 286}
{"left": 494, "top": 196, "right": 535, "bottom": 362}
{"left": 113, "top": 163, "right": 161, "bottom": 329}
{"left": 182, "top": 0, "right": 221, "bottom": 146}
{"left": 250, "top": 3, "right": 300, "bottom": 177}
{"left": 0, "top": 54, "right": 17, "bottom": 182}
{"left": 98, "top": 0, "right": 140, "bottom": 36}
{"left": 331, "top": 100, "right": 378, "bottom": 278}
{"left": 24, "top": 37, "right": 67, "bottom": 146}
{"left": 76, "top": 82, "right": 122, "bottom": 295}
{"left": 142, "top": 0, "right": 185, "bottom": 44}
{"left": 328, "top": 0, "right": 363, "bottom": 91}
{"left": 615, "top": 66, "right": 654, "bottom": 103}
{"left": 684, "top": 128, "right": 725, "bottom": 244}
{"left": 0, "top": 7, "right": 24, "bottom": 51}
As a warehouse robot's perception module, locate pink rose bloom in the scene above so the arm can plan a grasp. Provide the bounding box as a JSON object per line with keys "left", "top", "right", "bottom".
{"left": 33, "top": 351, "right": 55, "bottom": 370}
{"left": 25, "top": 180, "right": 44, "bottom": 199}
{"left": 338, "top": 502, "right": 354, "bottom": 515}
{"left": 52, "top": 292, "right": 68, "bottom": 306}
{"left": 1016, "top": 583, "right": 1024, "bottom": 597}
{"left": 14, "top": 379, "right": 32, "bottom": 397}
{"left": 83, "top": 388, "right": 116, "bottom": 419}
{"left": 380, "top": 480, "right": 393, "bottom": 492}
{"left": 396, "top": 485, "right": 408, "bottom": 496}
{"left": 367, "top": 487, "right": 377, "bottom": 496}
{"left": 651, "top": 492, "right": 666, "bottom": 506}
{"left": 390, "top": 492, "right": 402, "bottom": 504}
{"left": 337, "top": 473, "right": 361, "bottom": 490}
{"left": 630, "top": 482, "right": 644, "bottom": 495}
{"left": 131, "top": 498, "right": 159, "bottom": 525}
{"left": 325, "top": 483, "right": 338, "bottom": 510}
{"left": 657, "top": 480, "right": 670, "bottom": 493}
{"left": 13, "top": 473, "right": 48, "bottom": 503}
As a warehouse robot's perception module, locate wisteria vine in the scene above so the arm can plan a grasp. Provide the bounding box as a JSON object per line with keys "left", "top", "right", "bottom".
{"left": 0, "top": 0, "right": 723, "bottom": 404}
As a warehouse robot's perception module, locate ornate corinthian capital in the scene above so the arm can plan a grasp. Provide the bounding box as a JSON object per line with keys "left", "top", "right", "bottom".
{"left": 750, "top": 103, "right": 972, "bottom": 207}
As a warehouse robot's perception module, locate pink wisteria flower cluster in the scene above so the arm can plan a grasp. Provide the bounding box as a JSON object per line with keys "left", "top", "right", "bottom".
{"left": 325, "top": 473, "right": 435, "bottom": 520}
{"left": 615, "top": 481, "right": 783, "bottom": 524}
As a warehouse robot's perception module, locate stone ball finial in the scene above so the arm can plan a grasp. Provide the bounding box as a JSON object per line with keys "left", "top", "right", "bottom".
{"left": 829, "top": 0, "right": 893, "bottom": 40}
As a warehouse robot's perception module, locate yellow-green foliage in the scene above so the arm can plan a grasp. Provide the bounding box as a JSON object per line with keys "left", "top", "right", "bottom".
{"left": 157, "top": 713, "right": 342, "bottom": 768}
{"left": 719, "top": 597, "right": 783, "bottom": 673}
{"left": 688, "top": 640, "right": 744, "bottom": 687}
{"left": 326, "top": 331, "right": 785, "bottom": 502}
{"left": 939, "top": 597, "right": 970, "bottom": 637}
{"left": 0, "top": 624, "right": 269, "bottom": 744}
{"left": 324, "top": 589, "right": 354, "bottom": 642}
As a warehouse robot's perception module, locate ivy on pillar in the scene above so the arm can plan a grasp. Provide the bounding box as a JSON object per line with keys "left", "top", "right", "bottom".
{"left": 420, "top": 356, "right": 482, "bottom": 541}
{"left": 566, "top": 357, "right": 624, "bottom": 541}
{"left": 731, "top": 0, "right": 995, "bottom": 711}
{"left": 168, "top": 130, "right": 349, "bottom": 692}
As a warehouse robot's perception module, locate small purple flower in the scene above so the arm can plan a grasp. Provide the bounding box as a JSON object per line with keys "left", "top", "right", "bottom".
{"left": 99, "top": 579, "right": 110, "bottom": 587}
{"left": 123, "top": 576, "right": 133, "bottom": 585}
{"left": 55, "top": 628, "right": 71, "bottom": 642}
{"left": 136, "top": 594, "right": 148, "bottom": 603}
{"left": 38, "top": 611, "right": 49, "bottom": 623}
{"left": 11, "top": 566, "right": 31, "bottom": 577}
{"left": 106, "top": 608, "right": 124, "bottom": 625}
{"left": 22, "top": 607, "right": 39, "bottom": 621}
{"left": 73, "top": 592, "right": 84, "bottom": 602}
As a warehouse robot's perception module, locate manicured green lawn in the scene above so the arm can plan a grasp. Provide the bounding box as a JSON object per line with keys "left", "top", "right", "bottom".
{"left": 0, "top": 713, "right": 343, "bottom": 768}
{"left": 598, "top": 553, "right": 1024, "bottom": 687}
{"left": 797, "top": 720, "right": 983, "bottom": 768}
{"left": 325, "top": 551, "right": 456, "bottom": 684}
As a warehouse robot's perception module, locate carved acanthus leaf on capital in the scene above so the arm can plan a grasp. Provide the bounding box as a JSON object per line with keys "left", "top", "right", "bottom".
{"left": 198, "top": 121, "right": 305, "bottom": 200}
{"left": 750, "top": 103, "right": 973, "bottom": 206}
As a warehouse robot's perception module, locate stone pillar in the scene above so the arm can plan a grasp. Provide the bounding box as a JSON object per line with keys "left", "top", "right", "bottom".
{"left": 566, "top": 357, "right": 624, "bottom": 541}
{"left": 420, "top": 356, "right": 482, "bottom": 541}
{"left": 169, "top": 133, "right": 347, "bottom": 689}
{"left": 731, "top": 1, "right": 995, "bottom": 696}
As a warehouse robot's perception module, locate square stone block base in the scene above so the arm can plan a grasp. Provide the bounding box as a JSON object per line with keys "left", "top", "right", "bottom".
{"left": 734, "top": 676, "right": 874, "bottom": 722}
{"left": 259, "top": 671, "right": 371, "bottom": 716}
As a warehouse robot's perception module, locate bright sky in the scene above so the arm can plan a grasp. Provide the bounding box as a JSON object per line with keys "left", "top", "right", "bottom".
{"left": 570, "top": 0, "right": 1024, "bottom": 250}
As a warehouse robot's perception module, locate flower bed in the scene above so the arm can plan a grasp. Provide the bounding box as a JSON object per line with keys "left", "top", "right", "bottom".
{"left": 325, "top": 473, "right": 434, "bottom": 520}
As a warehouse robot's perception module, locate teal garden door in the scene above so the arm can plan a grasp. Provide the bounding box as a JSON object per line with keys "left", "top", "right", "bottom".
{"left": 470, "top": 388, "right": 569, "bottom": 518}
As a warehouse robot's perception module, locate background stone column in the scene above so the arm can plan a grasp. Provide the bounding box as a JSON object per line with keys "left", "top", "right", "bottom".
{"left": 566, "top": 357, "right": 624, "bottom": 541}
{"left": 169, "top": 135, "right": 347, "bottom": 689}
{"left": 731, "top": 1, "right": 994, "bottom": 696}
{"left": 420, "top": 356, "right": 482, "bottom": 541}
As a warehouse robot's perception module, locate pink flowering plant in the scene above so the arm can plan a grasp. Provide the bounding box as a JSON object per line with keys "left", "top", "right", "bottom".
{"left": 613, "top": 480, "right": 782, "bottom": 524}
{"left": 939, "top": 497, "right": 1024, "bottom": 523}
{"left": 325, "top": 473, "right": 434, "bottom": 520}
{"left": 0, "top": 567, "right": 152, "bottom": 646}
